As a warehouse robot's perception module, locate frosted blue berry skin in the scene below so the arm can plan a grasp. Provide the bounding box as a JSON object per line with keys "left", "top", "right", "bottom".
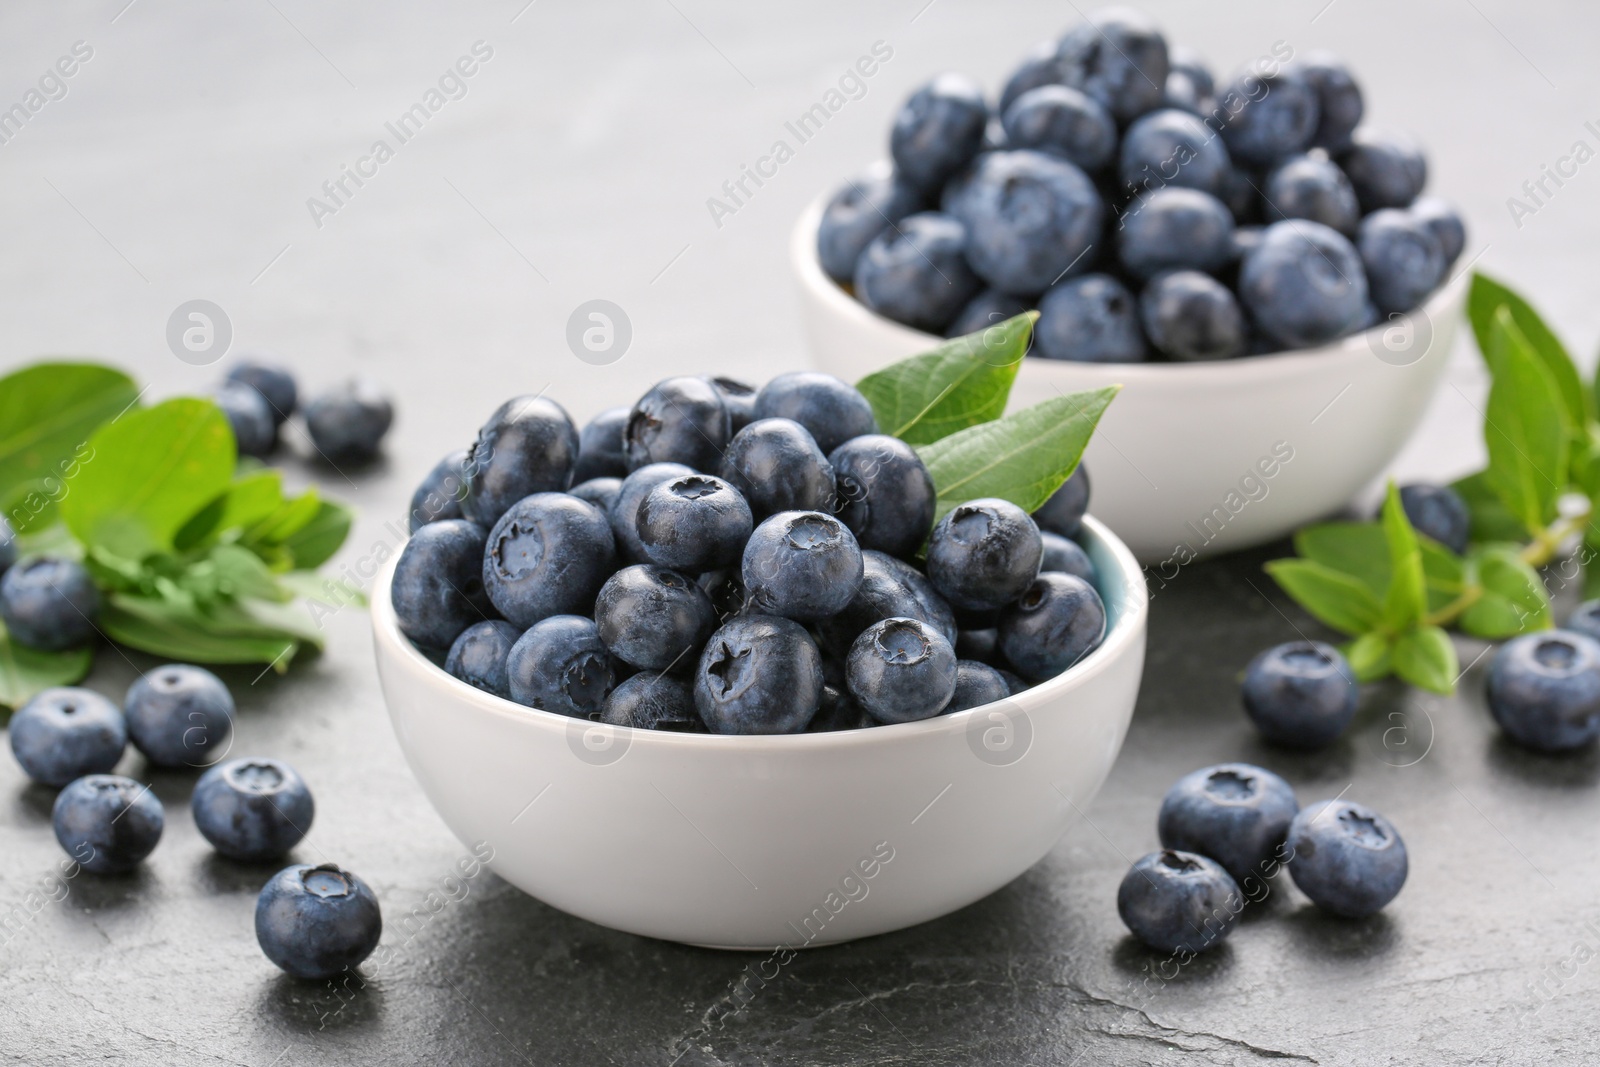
{"left": 1118, "top": 108, "right": 1231, "bottom": 196}
{"left": 1286, "top": 800, "right": 1408, "bottom": 918}
{"left": 1117, "top": 188, "right": 1234, "bottom": 282}
{"left": 1398, "top": 483, "right": 1468, "bottom": 554}
{"left": 945, "top": 289, "right": 1031, "bottom": 339}
{"left": 192, "top": 757, "right": 315, "bottom": 861}
{"left": 303, "top": 379, "right": 393, "bottom": 464}
{"left": 623, "top": 376, "right": 731, "bottom": 474}
{"left": 1035, "top": 273, "right": 1148, "bottom": 363}
{"left": 1033, "top": 465, "right": 1091, "bottom": 539}
{"left": 1139, "top": 270, "right": 1245, "bottom": 362}
{"left": 943, "top": 660, "right": 1011, "bottom": 714}
{"left": 594, "top": 565, "right": 717, "bottom": 673}
{"left": 1055, "top": 8, "right": 1170, "bottom": 124}
{"left": 1158, "top": 763, "right": 1299, "bottom": 888}
{"left": 889, "top": 73, "right": 989, "bottom": 193}
{"left": 1218, "top": 68, "right": 1320, "bottom": 167}
{"left": 572, "top": 406, "right": 630, "bottom": 483}
{"left": 694, "top": 615, "right": 824, "bottom": 734}
{"left": 847, "top": 617, "right": 958, "bottom": 724}
{"left": 123, "top": 664, "right": 236, "bottom": 769}
{"left": 506, "top": 615, "right": 621, "bottom": 719}
{"left": 53, "top": 774, "right": 164, "bottom": 874}
{"left": 638, "top": 474, "right": 753, "bottom": 574}
{"left": 813, "top": 550, "right": 957, "bottom": 659}
{"left": 225, "top": 358, "right": 298, "bottom": 425}
{"left": 1039, "top": 531, "right": 1098, "bottom": 587}
{"left": 741, "top": 511, "right": 864, "bottom": 622}
{"left": 461, "top": 395, "right": 580, "bottom": 528}
{"left": 1357, "top": 208, "right": 1445, "bottom": 315}
{"left": 255, "top": 863, "right": 382, "bottom": 980}
{"left": 816, "top": 172, "right": 925, "bottom": 285}
{"left": 0, "top": 556, "right": 100, "bottom": 651}
{"left": 482, "top": 493, "right": 615, "bottom": 629}
{"left": 1238, "top": 220, "right": 1368, "bottom": 348}
{"left": 1298, "top": 52, "right": 1364, "bottom": 152}
{"left": 997, "top": 572, "right": 1106, "bottom": 682}
{"left": 213, "top": 381, "right": 276, "bottom": 458}
{"left": 829, "top": 435, "right": 936, "bottom": 560}
{"left": 719, "top": 419, "right": 836, "bottom": 521}
{"left": 600, "top": 672, "right": 703, "bottom": 731}
{"left": 1003, "top": 85, "right": 1117, "bottom": 172}
{"left": 854, "top": 212, "right": 985, "bottom": 335}
{"left": 925, "top": 498, "right": 1042, "bottom": 613}
{"left": 1486, "top": 631, "right": 1600, "bottom": 752}
{"left": 1339, "top": 127, "right": 1427, "bottom": 212}
{"left": 1241, "top": 641, "right": 1358, "bottom": 749}
{"left": 942, "top": 150, "right": 1103, "bottom": 296}
{"left": 445, "top": 620, "right": 522, "bottom": 699}
{"left": 408, "top": 449, "right": 470, "bottom": 533}
{"left": 10, "top": 687, "right": 126, "bottom": 787}
{"left": 391, "top": 519, "right": 492, "bottom": 651}
{"left": 611, "top": 463, "right": 695, "bottom": 565}
{"left": 569, "top": 477, "right": 622, "bottom": 516}
{"left": 1117, "top": 850, "right": 1241, "bottom": 955}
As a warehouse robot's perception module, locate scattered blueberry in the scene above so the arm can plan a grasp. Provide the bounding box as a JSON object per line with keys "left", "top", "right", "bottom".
{"left": 890, "top": 73, "right": 989, "bottom": 192}
{"left": 213, "top": 381, "right": 276, "bottom": 458}
{"left": 944, "top": 659, "right": 1011, "bottom": 713}
{"left": 1117, "top": 187, "right": 1234, "bottom": 281}
{"left": 830, "top": 435, "right": 936, "bottom": 559}
{"left": 742, "top": 511, "right": 864, "bottom": 621}
{"left": 595, "top": 564, "right": 717, "bottom": 673}
{"left": 124, "top": 663, "right": 236, "bottom": 768}
{"left": 391, "top": 519, "right": 492, "bottom": 650}
{"left": 998, "top": 572, "right": 1107, "bottom": 682}
{"left": 461, "top": 395, "right": 580, "bottom": 528}
{"left": 192, "top": 757, "right": 315, "bottom": 861}
{"left": 569, "top": 476, "right": 622, "bottom": 515}
{"left": 854, "top": 212, "right": 983, "bottom": 333}
{"left": 847, "top": 617, "right": 958, "bottom": 723}
{"left": 1286, "top": 799, "right": 1407, "bottom": 918}
{"left": 572, "top": 406, "right": 631, "bottom": 482}
{"left": 1398, "top": 482, "right": 1469, "bottom": 554}
{"left": 505, "top": 615, "right": 621, "bottom": 718}
{"left": 303, "top": 379, "right": 393, "bottom": 464}
{"left": 719, "top": 418, "right": 836, "bottom": 519}
{"left": 1140, "top": 269, "right": 1245, "bottom": 361}
{"left": 224, "top": 357, "right": 298, "bottom": 425}
{"left": 1035, "top": 274, "right": 1147, "bottom": 363}
{"left": 638, "top": 474, "right": 753, "bottom": 573}
{"left": 255, "top": 863, "right": 382, "bottom": 980}
{"left": 1158, "top": 763, "right": 1299, "bottom": 887}
{"left": 1263, "top": 154, "right": 1360, "bottom": 235}
{"left": 483, "top": 493, "right": 615, "bottom": 629}
{"left": 1039, "top": 531, "right": 1099, "bottom": 586}
{"left": 1409, "top": 196, "right": 1465, "bottom": 265}
{"left": 1297, "top": 52, "right": 1364, "bottom": 152}
{"left": 0, "top": 556, "right": 100, "bottom": 651}
{"left": 694, "top": 615, "right": 825, "bottom": 733}
{"left": 1238, "top": 220, "right": 1368, "bottom": 348}
{"left": 1241, "top": 641, "right": 1358, "bottom": 748}
{"left": 408, "top": 449, "right": 470, "bottom": 533}
{"left": 1486, "top": 631, "right": 1600, "bottom": 752}
{"left": 945, "top": 289, "right": 1031, "bottom": 338}
{"left": 10, "top": 687, "right": 126, "bottom": 786}
{"left": 53, "top": 774, "right": 164, "bottom": 873}
{"left": 1056, "top": 8, "right": 1170, "bottom": 123}
{"left": 1118, "top": 108, "right": 1232, "bottom": 196}
{"left": 926, "top": 498, "right": 1042, "bottom": 612}
{"left": 1339, "top": 127, "right": 1427, "bottom": 212}
{"left": 816, "top": 172, "right": 925, "bottom": 285}
{"left": 1219, "top": 68, "right": 1320, "bottom": 167}
{"left": 1033, "top": 464, "right": 1091, "bottom": 539}
{"left": 610, "top": 462, "right": 696, "bottom": 565}
{"left": 624, "top": 376, "right": 731, "bottom": 473}
{"left": 1357, "top": 208, "right": 1445, "bottom": 315}
{"left": 1002, "top": 85, "right": 1117, "bottom": 172}
{"left": 445, "top": 620, "right": 523, "bottom": 699}
{"left": 1117, "top": 850, "right": 1241, "bottom": 954}
{"left": 943, "top": 150, "right": 1103, "bottom": 296}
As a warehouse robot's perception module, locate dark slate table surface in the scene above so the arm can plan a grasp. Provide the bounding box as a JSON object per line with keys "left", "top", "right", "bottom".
{"left": 2, "top": 1, "right": 1597, "bottom": 1063}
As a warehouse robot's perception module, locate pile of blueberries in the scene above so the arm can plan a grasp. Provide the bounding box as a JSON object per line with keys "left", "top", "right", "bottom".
{"left": 8, "top": 667, "right": 382, "bottom": 982}
{"left": 1120, "top": 762, "right": 1407, "bottom": 954}
{"left": 215, "top": 355, "right": 394, "bottom": 463}
{"left": 817, "top": 7, "right": 1465, "bottom": 362}
{"left": 393, "top": 372, "right": 1108, "bottom": 732}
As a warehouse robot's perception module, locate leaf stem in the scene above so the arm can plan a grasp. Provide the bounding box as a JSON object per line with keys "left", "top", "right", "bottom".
{"left": 1422, "top": 586, "right": 1484, "bottom": 628}
{"left": 1520, "top": 504, "right": 1592, "bottom": 568}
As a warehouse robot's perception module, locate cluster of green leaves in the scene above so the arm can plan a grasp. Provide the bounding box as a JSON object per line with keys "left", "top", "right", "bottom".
{"left": 855, "top": 312, "right": 1118, "bottom": 521}
{"left": 1, "top": 363, "right": 356, "bottom": 709}
{"left": 1266, "top": 271, "right": 1590, "bottom": 693}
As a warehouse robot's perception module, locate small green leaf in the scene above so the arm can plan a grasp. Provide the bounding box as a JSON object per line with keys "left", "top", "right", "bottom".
{"left": 1263, "top": 559, "right": 1384, "bottom": 635}
{"left": 0, "top": 362, "right": 139, "bottom": 505}
{"left": 61, "top": 398, "right": 235, "bottom": 560}
{"left": 243, "top": 488, "right": 322, "bottom": 547}
{"left": 100, "top": 592, "right": 318, "bottom": 666}
{"left": 278, "top": 500, "right": 354, "bottom": 570}
{"left": 917, "top": 387, "right": 1118, "bottom": 522}
{"left": 1343, "top": 631, "right": 1393, "bottom": 682}
{"left": 1451, "top": 469, "right": 1530, "bottom": 545}
{"left": 175, "top": 470, "right": 286, "bottom": 551}
{"left": 1469, "top": 272, "right": 1589, "bottom": 428}
{"left": 1294, "top": 522, "right": 1390, "bottom": 599}
{"left": 1418, "top": 539, "right": 1467, "bottom": 614}
{"left": 856, "top": 313, "right": 1034, "bottom": 445}
{"left": 1391, "top": 625, "right": 1458, "bottom": 693}
{"left": 1458, "top": 544, "right": 1551, "bottom": 638}
{"left": 1482, "top": 310, "right": 1569, "bottom": 534}
{"left": 1380, "top": 483, "right": 1427, "bottom": 630}
{"left": 0, "top": 621, "right": 93, "bottom": 711}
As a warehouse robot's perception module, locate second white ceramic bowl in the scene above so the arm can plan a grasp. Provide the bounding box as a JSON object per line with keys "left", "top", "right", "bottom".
{"left": 793, "top": 196, "right": 1465, "bottom": 564}
{"left": 372, "top": 516, "right": 1147, "bottom": 950}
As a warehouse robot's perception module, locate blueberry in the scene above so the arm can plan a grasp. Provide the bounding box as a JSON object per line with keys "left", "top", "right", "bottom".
{"left": 1409, "top": 196, "right": 1466, "bottom": 265}
{"left": 706, "top": 376, "right": 759, "bottom": 434}
{"left": 1339, "top": 128, "right": 1427, "bottom": 212}
{"left": 638, "top": 475, "right": 753, "bottom": 573}
{"left": 1033, "top": 464, "right": 1091, "bottom": 539}
{"left": 816, "top": 172, "right": 926, "bottom": 285}
{"left": 224, "top": 357, "right": 298, "bottom": 425}
{"left": 1219, "top": 68, "right": 1320, "bottom": 167}
{"left": 944, "top": 660, "right": 1010, "bottom": 714}
{"left": 52, "top": 774, "right": 164, "bottom": 874}
{"left": 945, "top": 289, "right": 1031, "bottom": 338}
{"left": 1241, "top": 641, "right": 1358, "bottom": 748}
{"left": 1140, "top": 270, "right": 1245, "bottom": 361}
{"left": 1161, "top": 70, "right": 1207, "bottom": 114}
{"left": 847, "top": 618, "right": 958, "bottom": 724}
{"left": 719, "top": 418, "right": 836, "bottom": 520}
{"left": 998, "top": 572, "right": 1107, "bottom": 682}
{"left": 569, "top": 476, "right": 622, "bottom": 515}
{"left": 854, "top": 212, "right": 983, "bottom": 334}
{"left": 445, "top": 620, "right": 522, "bottom": 699}
{"left": 699, "top": 568, "right": 751, "bottom": 622}
{"left": 942, "top": 150, "right": 1104, "bottom": 296}
{"left": 124, "top": 663, "right": 236, "bottom": 768}
{"left": 926, "top": 498, "right": 1041, "bottom": 612}
{"left": 1238, "top": 220, "right": 1368, "bottom": 348}
{"left": 303, "top": 378, "right": 393, "bottom": 464}
{"left": 742, "top": 511, "right": 864, "bottom": 621}
{"left": 192, "top": 757, "right": 315, "bottom": 861}
{"left": 610, "top": 462, "right": 695, "bottom": 564}
{"left": 999, "top": 40, "right": 1063, "bottom": 116}
{"left": 889, "top": 73, "right": 988, "bottom": 192}
{"left": 1357, "top": 208, "right": 1445, "bottom": 315}
{"left": 1167, "top": 46, "right": 1215, "bottom": 101}
{"left": 830, "top": 435, "right": 936, "bottom": 559}
{"left": 461, "top": 396, "right": 580, "bottom": 528}
{"left": 505, "top": 615, "right": 621, "bottom": 718}
{"left": 595, "top": 565, "right": 717, "bottom": 673}
{"left": 1486, "top": 631, "right": 1600, "bottom": 752}
{"left": 1035, "top": 274, "right": 1147, "bottom": 363}
{"left": 1398, "top": 483, "right": 1469, "bottom": 554}
{"left": 9, "top": 687, "right": 126, "bottom": 786}
{"left": 694, "top": 615, "right": 825, "bottom": 734}
{"left": 1219, "top": 165, "right": 1263, "bottom": 224}
{"left": 1230, "top": 224, "right": 1265, "bottom": 263}
{"left": 213, "top": 381, "right": 276, "bottom": 458}
{"left": 600, "top": 672, "right": 703, "bottom": 731}
{"left": 572, "top": 405, "right": 630, "bottom": 482}
{"left": 1286, "top": 800, "right": 1407, "bottom": 918}
{"left": 0, "top": 516, "right": 14, "bottom": 574}
{"left": 1263, "top": 154, "right": 1360, "bottom": 235}
{"left": 1158, "top": 763, "right": 1299, "bottom": 888}
{"left": 1296, "top": 53, "right": 1364, "bottom": 152}
{"left": 813, "top": 549, "right": 957, "bottom": 657}
{"left": 999, "top": 668, "right": 1029, "bottom": 695}
{"left": 807, "top": 684, "right": 871, "bottom": 732}
{"left": 408, "top": 449, "right": 470, "bottom": 533}
{"left": 1117, "top": 187, "right": 1234, "bottom": 281}
{"left": 1118, "top": 109, "right": 1232, "bottom": 196}
{"left": 752, "top": 373, "right": 879, "bottom": 456}
{"left": 1039, "top": 531, "right": 1099, "bottom": 586}
{"left": 1055, "top": 8, "right": 1169, "bottom": 124}
{"left": 1117, "top": 850, "right": 1241, "bottom": 955}
{"left": 391, "top": 519, "right": 492, "bottom": 651}
{"left": 1001, "top": 85, "right": 1117, "bottom": 172}
{"left": 1564, "top": 600, "right": 1600, "bottom": 645}
{"left": 255, "top": 863, "right": 382, "bottom": 980}
{"left": 0, "top": 556, "right": 100, "bottom": 651}
{"left": 624, "top": 376, "right": 731, "bottom": 473}
{"left": 483, "top": 493, "right": 615, "bottom": 629}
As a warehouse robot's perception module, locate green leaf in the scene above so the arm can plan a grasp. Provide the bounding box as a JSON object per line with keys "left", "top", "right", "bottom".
{"left": 1469, "top": 272, "right": 1588, "bottom": 428}
{"left": 60, "top": 398, "right": 235, "bottom": 560}
{"left": 1343, "top": 631, "right": 1393, "bottom": 682}
{"left": 916, "top": 387, "right": 1118, "bottom": 522}
{"left": 1458, "top": 544, "right": 1551, "bottom": 638}
{"left": 0, "top": 362, "right": 139, "bottom": 506}
{"left": 855, "top": 313, "right": 1034, "bottom": 445}
{"left": 1452, "top": 469, "right": 1530, "bottom": 545}
{"left": 100, "top": 592, "right": 318, "bottom": 666}
{"left": 243, "top": 488, "right": 322, "bottom": 547}
{"left": 1263, "top": 559, "right": 1384, "bottom": 635}
{"left": 1294, "top": 522, "right": 1390, "bottom": 599}
{"left": 1380, "top": 483, "right": 1427, "bottom": 630}
{"left": 1482, "top": 309, "right": 1569, "bottom": 534}
{"left": 1390, "top": 625, "right": 1458, "bottom": 694}
{"left": 278, "top": 499, "right": 353, "bottom": 570}
{"left": 174, "top": 469, "right": 286, "bottom": 552}
{"left": 0, "top": 621, "right": 92, "bottom": 711}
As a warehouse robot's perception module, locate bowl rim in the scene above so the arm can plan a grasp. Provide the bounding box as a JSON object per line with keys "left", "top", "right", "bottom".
{"left": 792, "top": 188, "right": 1470, "bottom": 385}
{"left": 370, "top": 514, "right": 1149, "bottom": 753}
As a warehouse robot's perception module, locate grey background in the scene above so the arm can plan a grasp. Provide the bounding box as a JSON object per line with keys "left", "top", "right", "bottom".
{"left": 1, "top": 1, "right": 1597, "bottom": 1064}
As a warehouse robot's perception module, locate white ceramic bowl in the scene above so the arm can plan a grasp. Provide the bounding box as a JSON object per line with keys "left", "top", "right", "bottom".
{"left": 793, "top": 195, "right": 1466, "bottom": 564}
{"left": 372, "top": 516, "right": 1147, "bottom": 950}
